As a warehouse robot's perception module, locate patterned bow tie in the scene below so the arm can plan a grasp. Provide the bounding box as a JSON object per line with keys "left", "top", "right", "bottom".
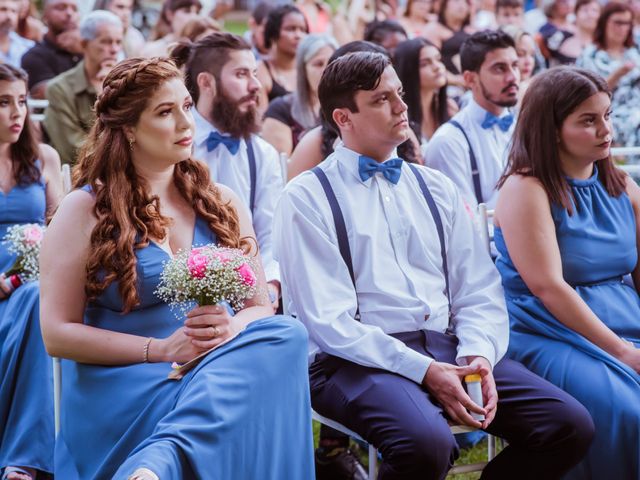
{"left": 206, "top": 131, "right": 240, "bottom": 154}
{"left": 358, "top": 156, "right": 403, "bottom": 185}
{"left": 481, "top": 112, "right": 514, "bottom": 132}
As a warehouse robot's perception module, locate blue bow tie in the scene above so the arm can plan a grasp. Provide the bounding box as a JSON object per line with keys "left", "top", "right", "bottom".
{"left": 206, "top": 131, "right": 240, "bottom": 154}
{"left": 481, "top": 112, "right": 514, "bottom": 132}
{"left": 358, "top": 156, "right": 403, "bottom": 185}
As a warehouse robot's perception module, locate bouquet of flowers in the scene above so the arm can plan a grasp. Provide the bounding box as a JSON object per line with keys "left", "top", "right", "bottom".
{"left": 155, "top": 244, "right": 259, "bottom": 379}
{"left": 2, "top": 224, "right": 45, "bottom": 294}
{"left": 155, "top": 244, "right": 258, "bottom": 311}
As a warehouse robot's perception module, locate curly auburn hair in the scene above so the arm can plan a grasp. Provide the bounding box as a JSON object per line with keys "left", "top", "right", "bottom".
{"left": 73, "top": 57, "right": 248, "bottom": 313}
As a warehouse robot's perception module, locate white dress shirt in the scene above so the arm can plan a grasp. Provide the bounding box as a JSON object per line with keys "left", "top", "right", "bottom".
{"left": 274, "top": 146, "right": 509, "bottom": 384}
{"left": 424, "top": 98, "right": 514, "bottom": 210}
{"left": 193, "top": 108, "right": 282, "bottom": 283}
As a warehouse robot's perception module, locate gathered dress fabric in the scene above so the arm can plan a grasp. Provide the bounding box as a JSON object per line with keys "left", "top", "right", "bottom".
{"left": 0, "top": 175, "right": 54, "bottom": 475}
{"left": 496, "top": 167, "right": 640, "bottom": 479}
{"left": 56, "top": 207, "right": 314, "bottom": 480}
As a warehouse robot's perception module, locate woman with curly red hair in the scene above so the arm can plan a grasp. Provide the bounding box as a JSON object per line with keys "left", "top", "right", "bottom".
{"left": 39, "top": 57, "right": 313, "bottom": 480}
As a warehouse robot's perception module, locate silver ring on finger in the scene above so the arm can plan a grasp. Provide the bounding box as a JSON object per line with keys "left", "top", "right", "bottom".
{"left": 212, "top": 326, "right": 220, "bottom": 337}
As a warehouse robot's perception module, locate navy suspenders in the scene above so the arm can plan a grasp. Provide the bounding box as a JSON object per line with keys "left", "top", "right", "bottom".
{"left": 311, "top": 164, "right": 452, "bottom": 323}
{"left": 448, "top": 120, "right": 483, "bottom": 205}
{"left": 246, "top": 138, "right": 257, "bottom": 215}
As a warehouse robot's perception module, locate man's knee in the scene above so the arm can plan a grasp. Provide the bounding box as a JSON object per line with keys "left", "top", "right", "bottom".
{"left": 381, "top": 420, "right": 459, "bottom": 478}
{"left": 539, "top": 395, "right": 595, "bottom": 457}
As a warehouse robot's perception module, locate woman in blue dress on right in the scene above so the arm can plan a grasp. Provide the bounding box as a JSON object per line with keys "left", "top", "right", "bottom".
{"left": 494, "top": 66, "right": 640, "bottom": 479}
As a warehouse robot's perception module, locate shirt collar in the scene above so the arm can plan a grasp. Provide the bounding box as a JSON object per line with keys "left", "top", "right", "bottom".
{"left": 192, "top": 107, "right": 242, "bottom": 148}
{"left": 335, "top": 144, "right": 402, "bottom": 186}
{"left": 69, "top": 61, "right": 95, "bottom": 95}
{"left": 466, "top": 97, "right": 511, "bottom": 126}
{"left": 193, "top": 107, "right": 217, "bottom": 147}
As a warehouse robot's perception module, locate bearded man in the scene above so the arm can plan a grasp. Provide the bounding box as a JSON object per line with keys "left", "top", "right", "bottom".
{"left": 425, "top": 30, "right": 520, "bottom": 210}
{"left": 174, "top": 32, "right": 283, "bottom": 311}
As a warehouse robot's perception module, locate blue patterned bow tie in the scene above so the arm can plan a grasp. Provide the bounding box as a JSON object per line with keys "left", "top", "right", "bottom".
{"left": 206, "top": 131, "right": 240, "bottom": 154}
{"left": 358, "top": 156, "right": 403, "bottom": 185}
{"left": 481, "top": 112, "right": 514, "bottom": 132}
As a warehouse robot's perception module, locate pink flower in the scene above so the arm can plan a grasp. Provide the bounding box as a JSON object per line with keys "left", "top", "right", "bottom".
{"left": 236, "top": 263, "right": 256, "bottom": 287}
{"left": 23, "top": 226, "right": 43, "bottom": 245}
{"left": 187, "top": 250, "right": 210, "bottom": 279}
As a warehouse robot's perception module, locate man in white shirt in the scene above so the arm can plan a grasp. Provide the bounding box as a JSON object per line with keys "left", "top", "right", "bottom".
{"left": 425, "top": 30, "right": 519, "bottom": 210}
{"left": 275, "top": 51, "right": 594, "bottom": 479}
{"left": 173, "top": 33, "right": 282, "bottom": 310}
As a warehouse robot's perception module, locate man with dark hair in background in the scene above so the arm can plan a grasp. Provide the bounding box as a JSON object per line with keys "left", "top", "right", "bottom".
{"left": 21, "top": 0, "right": 82, "bottom": 99}
{"left": 425, "top": 30, "right": 519, "bottom": 211}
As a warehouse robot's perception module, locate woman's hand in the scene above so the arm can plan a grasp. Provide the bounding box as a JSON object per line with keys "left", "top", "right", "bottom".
{"left": 152, "top": 328, "right": 203, "bottom": 364}
{"left": 0, "top": 274, "right": 13, "bottom": 300}
{"left": 183, "top": 303, "right": 245, "bottom": 350}
{"left": 617, "top": 342, "right": 640, "bottom": 373}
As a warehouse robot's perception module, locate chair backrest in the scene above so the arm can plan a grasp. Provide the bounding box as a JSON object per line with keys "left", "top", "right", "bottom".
{"left": 28, "top": 98, "right": 48, "bottom": 124}
{"left": 279, "top": 152, "right": 289, "bottom": 187}
{"left": 61, "top": 163, "right": 72, "bottom": 194}
{"left": 477, "top": 203, "right": 494, "bottom": 256}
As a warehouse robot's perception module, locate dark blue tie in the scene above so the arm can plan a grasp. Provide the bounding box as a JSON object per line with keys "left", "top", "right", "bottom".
{"left": 358, "top": 156, "right": 403, "bottom": 184}
{"left": 481, "top": 112, "right": 514, "bottom": 132}
{"left": 206, "top": 131, "right": 241, "bottom": 154}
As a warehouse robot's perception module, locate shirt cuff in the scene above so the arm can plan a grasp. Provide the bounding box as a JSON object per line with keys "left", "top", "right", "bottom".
{"left": 456, "top": 343, "right": 497, "bottom": 370}
{"left": 396, "top": 346, "right": 433, "bottom": 384}
{"left": 263, "top": 262, "right": 280, "bottom": 284}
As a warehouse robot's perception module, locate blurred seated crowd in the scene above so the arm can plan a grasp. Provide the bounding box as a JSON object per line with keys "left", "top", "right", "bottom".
{"left": 0, "top": 0, "right": 638, "bottom": 167}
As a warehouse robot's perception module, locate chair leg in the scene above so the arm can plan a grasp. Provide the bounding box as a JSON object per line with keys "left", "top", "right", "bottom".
{"left": 368, "top": 445, "right": 378, "bottom": 480}
{"left": 488, "top": 434, "right": 496, "bottom": 460}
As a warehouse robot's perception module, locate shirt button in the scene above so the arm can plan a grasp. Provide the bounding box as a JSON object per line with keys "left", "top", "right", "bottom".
{"left": 385, "top": 196, "right": 391, "bottom": 202}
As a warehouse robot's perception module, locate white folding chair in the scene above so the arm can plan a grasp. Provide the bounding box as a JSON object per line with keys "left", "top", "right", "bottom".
{"left": 281, "top": 284, "right": 495, "bottom": 479}
{"left": 477, "top": 203, "right": 495, "bottom": 255}
{"left": 27, "top": 98, "right": 48, "bottom": 124}
{"left": 52, "top": 164, "right": 72, "bottom": 435}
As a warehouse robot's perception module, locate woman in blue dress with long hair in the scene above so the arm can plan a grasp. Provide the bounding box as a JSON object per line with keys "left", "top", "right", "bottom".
{"left": 39, "top": 57, "right": 314, "bottom": 480}
{"left": 0, "top": 64, "right": 63, "bottom": 480}
{"left": 494, "top": 66, "right": 640, "bottom": 479}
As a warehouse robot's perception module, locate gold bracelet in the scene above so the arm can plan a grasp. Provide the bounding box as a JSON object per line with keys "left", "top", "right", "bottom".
{"left": 143, "top": 337, "right": 153, "bottom": 363}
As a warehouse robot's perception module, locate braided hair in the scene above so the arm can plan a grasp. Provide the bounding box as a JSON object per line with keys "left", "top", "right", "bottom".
{"left": 74, "top": 57, "right": 248, "bottom": 313}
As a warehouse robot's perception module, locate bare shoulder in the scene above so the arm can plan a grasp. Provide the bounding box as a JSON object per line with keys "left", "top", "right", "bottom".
{"left": 288, "top": 126, "right": 324, "bottom": 178}
{"left": 55, "top": 188, "right": 95, "bottom": 219}
{"left": 38, "top": 143, "right": 61, "bottom": 170}
{"left": 215, "top": 182, "right": 242, "bottom": 207}
{"left": 47, "top": 188, "right": 96, "bottom": 242}
{"left": 624, "top": 174, "right": 640, "bottom": 207}
{"left": 495, "top": 174, "right": 549, "bottom": 224}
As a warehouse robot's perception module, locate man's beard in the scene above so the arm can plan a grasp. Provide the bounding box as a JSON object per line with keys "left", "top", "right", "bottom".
{"left": 210, "top": 82, "right": 260, "bottom": 139}
{"left": 479, "top": 78, "right": 519, "bottom": 109}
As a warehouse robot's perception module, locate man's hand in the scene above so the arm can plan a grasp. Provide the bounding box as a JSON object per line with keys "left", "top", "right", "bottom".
{"left": 422, "top": 361, "right": 486, "bottom": 428}
{"left": 464, "top": 356, "right": 498, "bottom": 429}
{"left": 56, "top": 29, "right": 83, "bottom": 55}
{"left": 95, "top": 59, "right": 118, "bottom": 94}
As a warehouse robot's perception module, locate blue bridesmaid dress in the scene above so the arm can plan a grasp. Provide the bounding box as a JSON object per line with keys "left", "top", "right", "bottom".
{"left": 0, "top": 176, "right": 54, "bottom": 476}
{"left": 55, "top": 211, "right": 315, "bottom": 480}
{"left": 496, "top": 167, "right": 640, "bottom": 479}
